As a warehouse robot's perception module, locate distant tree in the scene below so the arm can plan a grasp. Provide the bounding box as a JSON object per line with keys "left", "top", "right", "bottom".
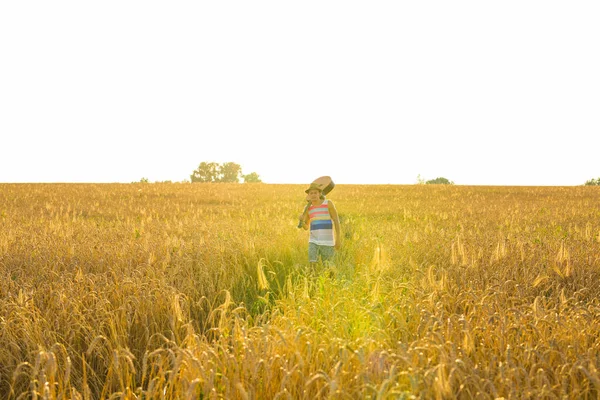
{"left": 219, "top": 162, "right": 242, "bottom": 183}
{"left": 243, "top": 172, "right": 262, "bottom": 183}
{"left": 191, "top": 161, "right": 253, "bottom": 183}
{"left": 426, "top": 177, "right": 454, "bottom": 185}
{"left": 139, "top": 177, "right": 149, "bottom": 183}
{"left": 191, "top": 162, "right": 220, "bottom": 182}
{"left": 416, "top": 174, "right": 425, "bottom": 185}
{"left": 584, "top": 177, "right": 600, "bottom": 186}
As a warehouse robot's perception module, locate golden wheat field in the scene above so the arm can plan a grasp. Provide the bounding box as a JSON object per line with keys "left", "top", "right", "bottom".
{"left": 1, "top": 183, "right": 600, "bottom": 399}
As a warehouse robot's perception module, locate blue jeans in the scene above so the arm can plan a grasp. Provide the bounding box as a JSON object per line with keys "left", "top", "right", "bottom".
{"left": 309, "top": 242, "right": 335, "bottom": 263}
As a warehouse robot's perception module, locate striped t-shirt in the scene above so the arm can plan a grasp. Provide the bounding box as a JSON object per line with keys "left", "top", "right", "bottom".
{"left": 308, "top": 200, "right": 334, "bottom": 246}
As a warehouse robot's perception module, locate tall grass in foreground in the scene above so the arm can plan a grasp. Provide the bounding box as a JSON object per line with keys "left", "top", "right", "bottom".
{"left": 1, "top": 183, "right": 600, "bottom": 398}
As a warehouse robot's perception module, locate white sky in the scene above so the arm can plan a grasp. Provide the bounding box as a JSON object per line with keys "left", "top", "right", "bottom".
{"left": 1, "top": 1, "right": 599, "bottom": 185}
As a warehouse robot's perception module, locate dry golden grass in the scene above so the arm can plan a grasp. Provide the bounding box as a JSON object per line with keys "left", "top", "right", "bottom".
{"left": 1, "top": 183, "right": 600, "bottom": 399}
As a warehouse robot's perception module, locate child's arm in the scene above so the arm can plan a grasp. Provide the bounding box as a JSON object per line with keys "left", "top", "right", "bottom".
{"left": 299, "top": 205, "right": 310, "bottom": 230}
{"left": 328, "top": 200, "right": 341, "bottom": 249}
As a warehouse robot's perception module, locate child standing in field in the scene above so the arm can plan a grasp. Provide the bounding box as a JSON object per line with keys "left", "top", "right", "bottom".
{"left": 299, "top": 183, "right": 341, "bottom": 267}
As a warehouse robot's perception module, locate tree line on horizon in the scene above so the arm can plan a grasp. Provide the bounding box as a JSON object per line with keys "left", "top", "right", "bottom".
{"left": 190, "top": 162, "right": 262, "bottom": 183}
{"left": 138, "top": 167, "right": 600, "bottom": 186}
{"left": 416, "top": 174, "right": 454, "bottom": 185}
{"left": 585, "top": 177, "right": 600, "bottom": 186}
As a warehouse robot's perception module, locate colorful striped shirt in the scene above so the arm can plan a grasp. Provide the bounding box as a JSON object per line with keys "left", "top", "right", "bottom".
{"left": 308, "top": 200, "right": 334, "bottom": 246}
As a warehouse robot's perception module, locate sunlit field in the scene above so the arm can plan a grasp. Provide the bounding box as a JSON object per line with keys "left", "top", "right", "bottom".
{"left": 1, "top": 183, "right": 600, "bottom": 399}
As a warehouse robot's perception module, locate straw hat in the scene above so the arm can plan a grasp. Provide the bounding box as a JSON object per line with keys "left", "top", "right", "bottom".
{"left": 304, "top": 176, "right": 335, "bottom": 194}
{"left": 305, "top": 183, "right": 323, "bottom": 194}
